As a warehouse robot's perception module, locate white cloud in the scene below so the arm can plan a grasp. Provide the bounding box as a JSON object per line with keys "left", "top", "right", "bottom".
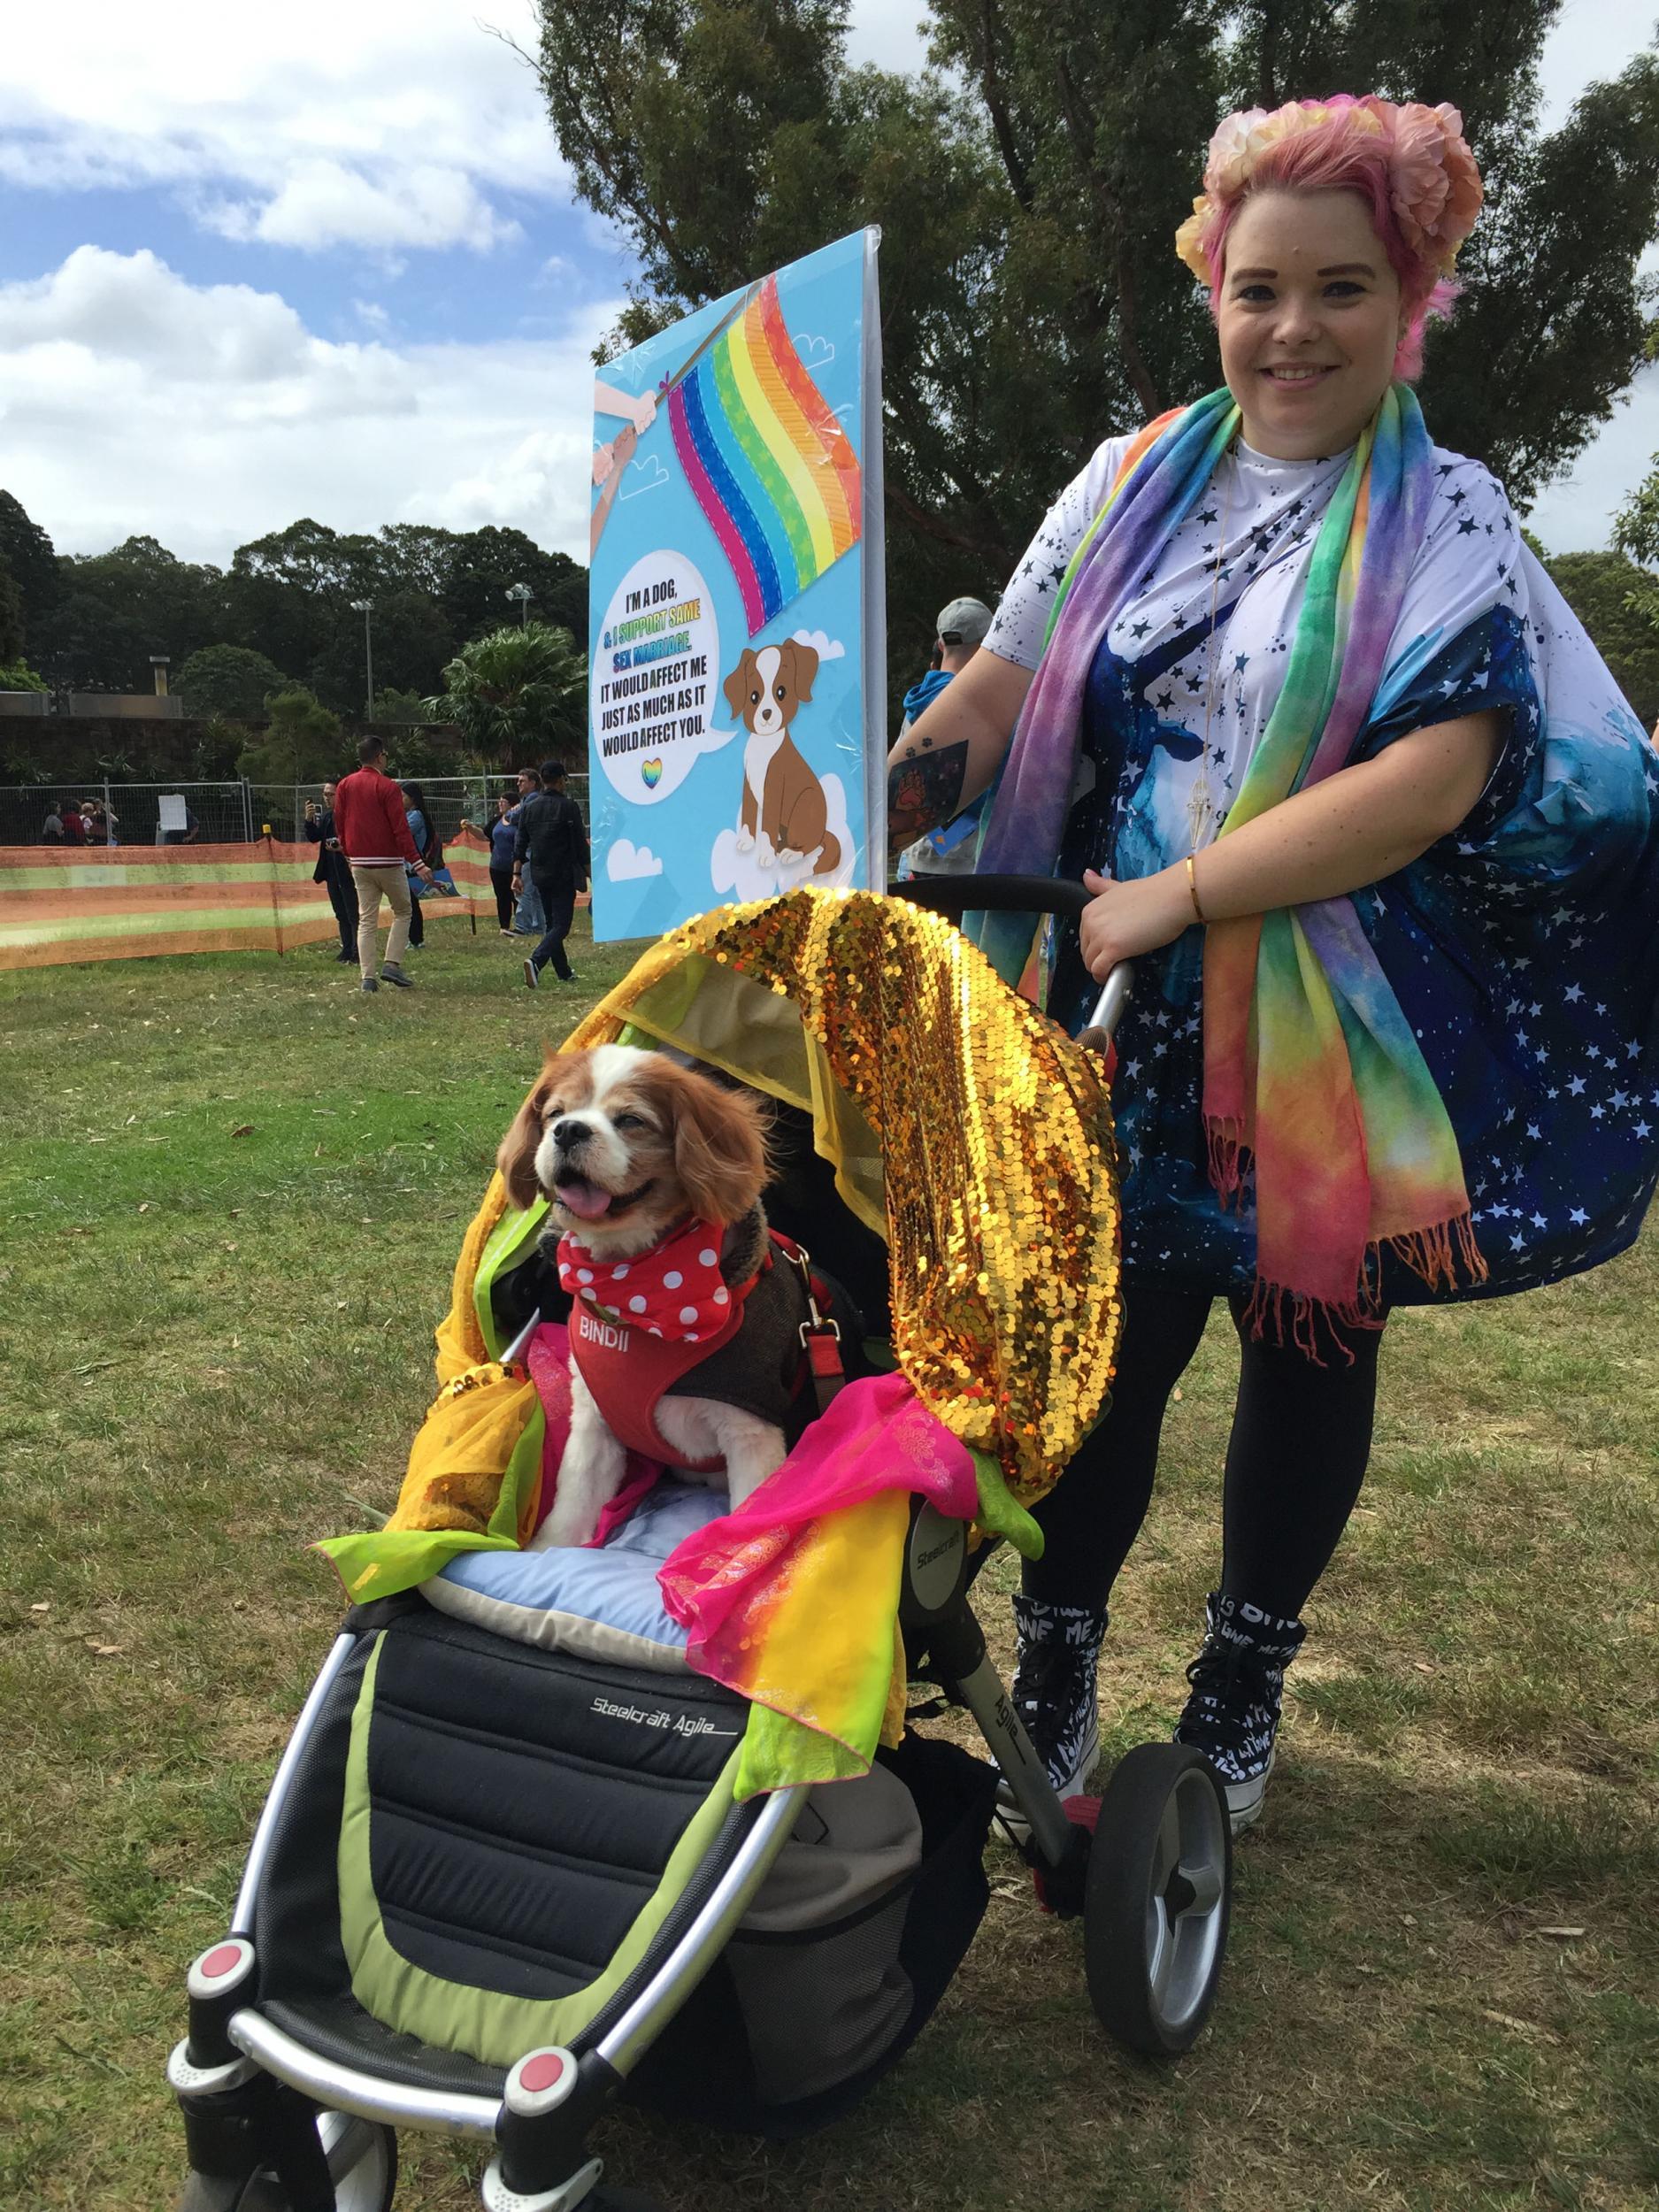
{"left": 0, "top": 0, "right": 568, "bottom": 254}
{"left": 792, "top": 629, "right": 847, "bottom": 662}
{"left": 0, "top": 248, "right": 617, "bottom": 565}
{"left": 205, "top": 160, "right": 522, "bottom": 257}
{"left": 607, "top": 839, "right": 664, "bottom": 881}
{"left": 618, "top": 454, "right": 671, "bottom": 500}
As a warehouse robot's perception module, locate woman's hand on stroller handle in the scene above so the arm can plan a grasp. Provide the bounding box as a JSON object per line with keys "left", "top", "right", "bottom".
{"left": 886, "top": 872, "right": 1133, "bottom": 1050}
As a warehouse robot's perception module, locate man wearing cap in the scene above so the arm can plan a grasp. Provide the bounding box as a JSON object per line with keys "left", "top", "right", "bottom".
{"left": 895, "top": 597, "right": 995, "bottom": 879}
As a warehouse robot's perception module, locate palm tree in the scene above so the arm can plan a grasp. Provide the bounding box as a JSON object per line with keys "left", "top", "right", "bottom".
{"left": 424, "top": 621, "right": 586, "bottom": 765}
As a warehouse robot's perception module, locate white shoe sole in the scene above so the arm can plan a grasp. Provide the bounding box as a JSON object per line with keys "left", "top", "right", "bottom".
{"left": 995, "top": 1720, "right": 1101, "bottom": 1840}
{"left": 1202, "top": 1745, "right": 1274, "bottom": 1834}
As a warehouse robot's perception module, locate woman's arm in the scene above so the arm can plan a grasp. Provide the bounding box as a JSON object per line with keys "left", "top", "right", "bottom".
{"left": 1077, "top": 710, "right": 1504, "bottom": 979}
{"left": 885, "top": 649, "right": 1035, "bottom": 854}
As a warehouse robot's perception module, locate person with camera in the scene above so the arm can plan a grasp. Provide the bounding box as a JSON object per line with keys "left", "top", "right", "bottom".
{"left": 303, "top": 780, "right": 358, "bottom": 964}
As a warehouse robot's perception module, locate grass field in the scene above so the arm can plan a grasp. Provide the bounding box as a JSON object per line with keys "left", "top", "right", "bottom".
{"left": 2, "top": 921, "right": 1655, "bottom": 2212}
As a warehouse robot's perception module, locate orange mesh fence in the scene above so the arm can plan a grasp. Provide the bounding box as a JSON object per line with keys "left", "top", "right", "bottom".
{"left": 0, "top": 833, "right": 491, "bottom": 972}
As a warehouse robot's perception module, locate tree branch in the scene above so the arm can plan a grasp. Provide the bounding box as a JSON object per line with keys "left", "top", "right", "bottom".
{"left": 977, "top": 0, "right": 1032, "bottom": 209}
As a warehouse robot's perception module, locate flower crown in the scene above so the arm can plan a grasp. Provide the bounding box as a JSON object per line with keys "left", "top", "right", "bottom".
{"left": 1174, "top": 96, "right": 1483, "bottom": 285}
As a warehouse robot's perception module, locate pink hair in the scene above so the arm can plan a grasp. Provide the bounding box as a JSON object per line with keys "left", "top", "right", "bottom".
{"left": 1194, "top": 101, "right": 1460, "bottom": 381}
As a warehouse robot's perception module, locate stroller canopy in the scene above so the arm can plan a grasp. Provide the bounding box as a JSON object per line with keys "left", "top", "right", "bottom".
{"left": 446, "top": 886, "right": 1124, "bottom": 1508}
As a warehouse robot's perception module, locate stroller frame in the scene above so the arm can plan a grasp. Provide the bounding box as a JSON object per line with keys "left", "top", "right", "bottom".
{"left": 170, "top": 885, "right": 1232, "bottom": 2212}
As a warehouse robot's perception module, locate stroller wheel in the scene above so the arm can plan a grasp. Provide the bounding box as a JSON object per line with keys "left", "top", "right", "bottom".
{"left": 179, "top": 2115, "right": 396, "bottom": 2212}
{"left": 1083, "top": 1743, "right": 1231, "bottom": 2056}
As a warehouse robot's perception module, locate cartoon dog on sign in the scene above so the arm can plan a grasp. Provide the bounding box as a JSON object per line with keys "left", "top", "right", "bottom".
{"left": 724, "top": 640, "right": 841, "bottom": 876}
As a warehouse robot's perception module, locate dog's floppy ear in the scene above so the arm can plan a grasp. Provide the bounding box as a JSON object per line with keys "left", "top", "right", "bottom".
{"left": 647, "top": 1064, "right": 770, "bottom": 1227}
{"left": 496, "top": 1054, "right": 562, "bottom": 1214}
{"left": 723, "top": 649, "right": 760, "bottom": 718}
{"left": 782, "top": 638, "right": 818, "bottom": 703}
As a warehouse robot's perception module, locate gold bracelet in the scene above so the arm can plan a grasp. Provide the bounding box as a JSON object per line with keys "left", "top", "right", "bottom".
{"left": 1186, "top": 850, "right": 1207, "bottom": 925}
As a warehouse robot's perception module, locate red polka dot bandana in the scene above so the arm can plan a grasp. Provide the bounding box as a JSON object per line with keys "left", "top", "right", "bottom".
{"left": 557, "top": 1215, "right": 735, "bottom": 1343}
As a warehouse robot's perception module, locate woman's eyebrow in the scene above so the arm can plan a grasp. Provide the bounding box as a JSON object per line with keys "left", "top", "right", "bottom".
{"left": 1229, "top": 261, "right": 1377, "bottom": 280}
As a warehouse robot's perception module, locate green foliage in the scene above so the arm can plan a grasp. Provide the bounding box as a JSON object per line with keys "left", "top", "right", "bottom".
{"left": 0, "top": 489, "right": 58, "bottom": 646}
{"left": 175, "top": 643, "right": 288, "bottom": 722}
{"left": 1541, "top": 549, "right": 1659, "bottom": 729}
{"left": 1612, "top": 447, "right": 1659, "bottom": 632}
{"left": 370, "top": 686, "right": 432, "bottom": 724}
{"left": 234, "top": 687, "right": 347, "bottom": 785}
{"left": 531, "top": 0, "right": 1659, "bottom": 704}
{"left": 0, "top": 658, "right": 47, "bottom": 692}
{"left": 425, "top": 621, "right": 587, "bottom": 767}
{"left": 47, "top": 534, "right": 227, "bottom": 692}
{"left": 0, "top": 553, "right": 25, "bottom": 664}
{"left": 12, "top": 503, "right": 588, "bottom": 717}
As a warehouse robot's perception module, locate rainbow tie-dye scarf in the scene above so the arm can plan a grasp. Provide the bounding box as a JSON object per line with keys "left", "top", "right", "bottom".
{"left": 973, "top": 382, "right": 1487, "bottom": 1335}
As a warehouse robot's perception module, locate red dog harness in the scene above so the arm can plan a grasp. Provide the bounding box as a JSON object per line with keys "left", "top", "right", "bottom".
{"left": 557, "top": 1217, "right": 843, "bottom": 1469}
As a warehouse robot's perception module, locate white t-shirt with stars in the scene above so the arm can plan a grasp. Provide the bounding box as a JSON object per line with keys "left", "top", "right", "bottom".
{"left": 986, "top": 431, "right": 1525, "bottom": 863}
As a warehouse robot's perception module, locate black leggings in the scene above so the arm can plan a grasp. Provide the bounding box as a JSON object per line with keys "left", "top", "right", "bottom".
{"left": 1024, "top": 1281, "right": 1385, "bottom": 1621}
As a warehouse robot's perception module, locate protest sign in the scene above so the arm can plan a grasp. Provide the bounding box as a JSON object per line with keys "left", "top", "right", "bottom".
{"left": 588, "top": 228, "right": 884, "bottom": 941}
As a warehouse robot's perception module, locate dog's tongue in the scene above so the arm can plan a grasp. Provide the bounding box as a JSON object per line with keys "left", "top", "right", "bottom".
{"left": 557, "top": 1178, "right": 613, "bottom": 1222}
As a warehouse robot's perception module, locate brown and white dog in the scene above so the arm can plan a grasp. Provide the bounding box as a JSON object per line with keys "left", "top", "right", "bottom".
{"left": 497, "top": 1043, "right": 789, "bottom": 1548}
{"left": 725, "top": 638, "right": 841, "bottom": 876}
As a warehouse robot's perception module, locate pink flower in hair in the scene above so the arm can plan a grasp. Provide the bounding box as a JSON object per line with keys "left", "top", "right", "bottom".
{"left": 1174, "top": 93, "right": 1483, "bottom": 287}
{"left": 1203, "top": 107, "right": 1271, "bottom": 201}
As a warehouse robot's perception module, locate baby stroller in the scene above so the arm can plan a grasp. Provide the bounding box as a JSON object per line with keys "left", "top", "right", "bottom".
{"left": 167, "top": 881, "right": 1233, "bottom": 2212}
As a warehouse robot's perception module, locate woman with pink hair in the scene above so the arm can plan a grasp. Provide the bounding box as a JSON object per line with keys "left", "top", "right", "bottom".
{"left": 888, "top": 96, "right": 1659, "bottom": 1830}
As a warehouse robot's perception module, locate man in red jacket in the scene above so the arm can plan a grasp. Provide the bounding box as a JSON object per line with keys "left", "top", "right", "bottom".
{"left": 332, "top": 735, "right": 433, "bottom": 992}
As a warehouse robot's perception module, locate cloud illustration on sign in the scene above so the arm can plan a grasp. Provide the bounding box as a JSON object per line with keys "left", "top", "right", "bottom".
{"left": 619, "top": 453, "right": 670, "bottom": 499}
{"left": 791, "top": 627, "right": 846, "bottom": 662}
{"left": 608, "top": 839, "right": 664, "bottom": 881}
{"left": 796, "top": 334, "right": 835, "bottom": 368}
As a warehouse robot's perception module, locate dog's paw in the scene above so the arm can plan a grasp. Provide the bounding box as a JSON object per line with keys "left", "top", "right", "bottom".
{"left": 532, "top": 1502, "right": 598, "bottom": 1550}
{"left": 777, "top": 846, "right": 804, "bottom": 865}
{"left": 757, "top": 845, "right": 777, "bottom": 870}
{"left": 734, "top": 829, "right": 755, "bottom": 853}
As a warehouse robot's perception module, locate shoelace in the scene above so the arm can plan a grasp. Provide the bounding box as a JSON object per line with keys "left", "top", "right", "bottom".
{"left": 1180, "top": 1643, "right": 1268, "bottom": 1755}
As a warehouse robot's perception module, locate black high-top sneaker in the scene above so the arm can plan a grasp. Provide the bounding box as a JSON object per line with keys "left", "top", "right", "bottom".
{"left": 1175, "top": 1591, "right": 1307, "bottom": 1832}
{"left": 996, "top": 1595, "right": 1108, "bottom": 1831}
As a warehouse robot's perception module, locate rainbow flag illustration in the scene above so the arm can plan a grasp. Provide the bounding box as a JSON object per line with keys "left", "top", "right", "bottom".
{"left": 666, "top": 273, "right": 862, "bottom": 637}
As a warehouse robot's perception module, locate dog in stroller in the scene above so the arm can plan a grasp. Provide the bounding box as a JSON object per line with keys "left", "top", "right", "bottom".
{"left": 167, "top": 881, "right": 1233, "bottom": 2212}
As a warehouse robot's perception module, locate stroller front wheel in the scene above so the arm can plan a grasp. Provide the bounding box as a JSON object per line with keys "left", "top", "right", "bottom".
{"left": 1083, "top": 1743, "right": 1232, "bottom": 2056}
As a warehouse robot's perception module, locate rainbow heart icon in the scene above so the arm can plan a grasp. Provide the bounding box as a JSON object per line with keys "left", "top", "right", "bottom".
{"left": 640, "top": 758, "right": 663, "bottom": 789}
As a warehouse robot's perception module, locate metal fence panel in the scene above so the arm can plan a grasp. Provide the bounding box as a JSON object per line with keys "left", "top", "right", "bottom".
{"left": 0, "top": 772, "right": 591, "bottom": 851}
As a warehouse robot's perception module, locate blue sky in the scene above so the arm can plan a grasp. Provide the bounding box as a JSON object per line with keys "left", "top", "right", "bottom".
{"left": 0, "top": 0, "right": 1653, "bottom": 570}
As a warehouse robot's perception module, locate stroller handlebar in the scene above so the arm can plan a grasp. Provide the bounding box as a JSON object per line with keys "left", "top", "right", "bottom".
{"left": 886, "top": 875, "right": 1133, "bottom": 1049}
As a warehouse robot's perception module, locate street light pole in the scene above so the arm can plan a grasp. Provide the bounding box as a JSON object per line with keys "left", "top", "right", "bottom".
{"left": 505, "top": 582, "right": 533, "bottom": 629}
{"left": 350, "top": 598, "right": 375, "bottom": 719}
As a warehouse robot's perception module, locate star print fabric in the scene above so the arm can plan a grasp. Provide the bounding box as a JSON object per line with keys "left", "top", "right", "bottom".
{"left": 990, "top": 405, "right": 1659, "bottom": 1304}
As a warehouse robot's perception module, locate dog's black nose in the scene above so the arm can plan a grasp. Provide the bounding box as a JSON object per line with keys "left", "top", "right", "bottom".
{"left": 552, "top": 1117, "right": 592, "bottom": 1149}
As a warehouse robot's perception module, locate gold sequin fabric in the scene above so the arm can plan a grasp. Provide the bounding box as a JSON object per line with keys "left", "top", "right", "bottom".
{"left": 561, "top": 889, "right": 1123, "bottom": 1507}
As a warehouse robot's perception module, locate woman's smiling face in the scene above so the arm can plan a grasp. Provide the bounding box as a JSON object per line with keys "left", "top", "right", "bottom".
{"left": 1217, "top": 188, "right": 1404, "bottom": 457}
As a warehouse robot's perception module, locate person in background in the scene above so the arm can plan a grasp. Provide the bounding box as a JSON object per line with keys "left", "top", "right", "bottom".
{"left": 304, "top": 780, "right": 358, "bottom": 964}
{"left": 59, "top": 801, "right": 87, "bottom": 847}
{"left": 156, "top": 803, "right": 201, "bottom": 846}
{"left": 401, "top": 782, "right": 434, "bottom": 951}
{"left": 333, "top": 735, "right": 432, "bottom": 994}
{"left": 510, "top": 767, "right": 546, "bottom": 935}
{"left": 489, "top": 795, "right": 519, "bottom": 935}
{"left": 81, "top": 799, "right": 119, "bottom": 846}
{"left": 894, "top": 597, "right": 996, "bottom": 879}
{"left": 41, "top": 801, "right": 65, "bottom": 843}
{"left": 513, "top": 761, "right": 589, "bottom": 988}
